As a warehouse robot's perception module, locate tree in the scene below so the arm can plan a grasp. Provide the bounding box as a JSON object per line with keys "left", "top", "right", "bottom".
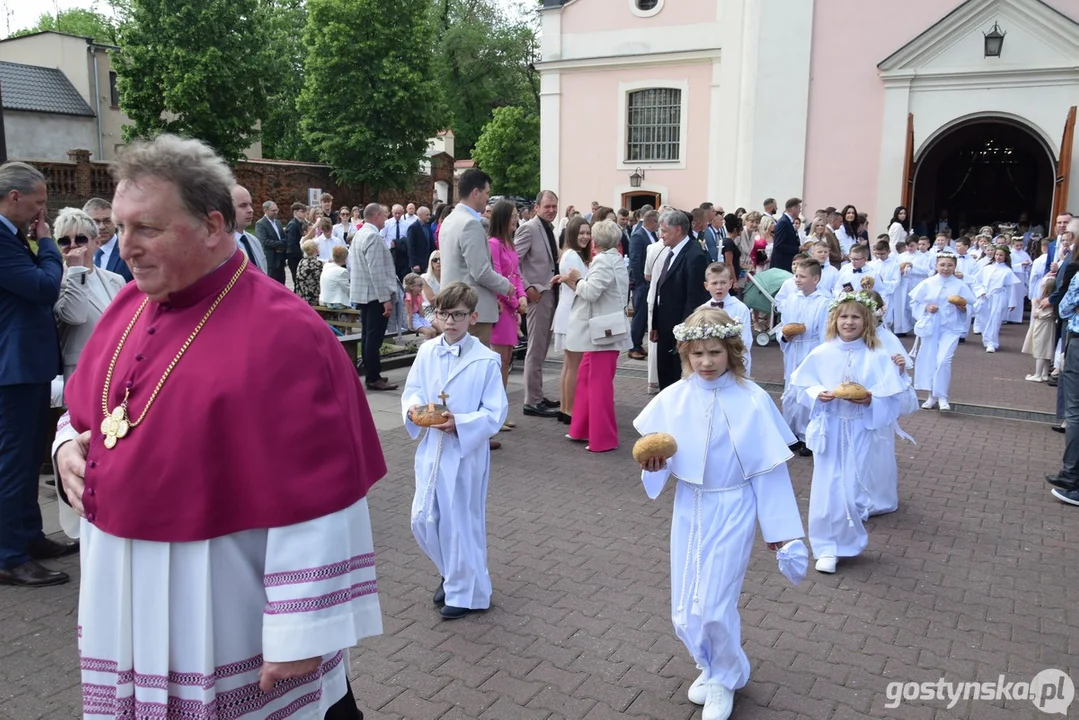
{"left": 472, "top": 106, "right": 539, "bottom": 199}
{"left": 11, "top": 7, "right": 119, "bottom": 45}
{"left": 300, "top": 0, "right": 442, "bottom": 192}
{"left": 430, "top": 0, "right": 539, "bottom": 157}
{"left": 113, "top": 0, "right": 271, "bottom": 163}
{"left": 258, "top": 0, "right": 317, "bottom": 161}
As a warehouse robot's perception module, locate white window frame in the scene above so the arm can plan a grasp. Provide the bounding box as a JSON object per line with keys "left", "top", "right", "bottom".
{"left": 616, "top": 79, "right": 689, "bottom": 171}
{"left": 629, "top": 0, "right": 664, "bottom": 19}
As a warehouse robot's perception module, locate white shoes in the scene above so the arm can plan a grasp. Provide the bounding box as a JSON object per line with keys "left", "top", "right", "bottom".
{"left": 688, "top": 671, "right": 709, "bottom": 705}
{"left": 703, "top": 683, "right": 734, "bottom": 720}
{"left": 1026, "top": 374, "right": 1044, "bottom": 382}
{"left": 938, "top": 399, "right": 951, "bottom": 411}
{"left": 815, "top": 555, "right": 837, "bottom": 574}
{"left": 922, "top": 397, "right": 937, "bottom": 409}
{"left": 986, "top": 346, "right": 996, "bottom": 353}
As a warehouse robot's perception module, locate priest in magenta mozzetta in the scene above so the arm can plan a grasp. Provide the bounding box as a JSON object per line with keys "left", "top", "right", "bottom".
{"left": 52, "top": 134, "right": 386, "bottom": 720}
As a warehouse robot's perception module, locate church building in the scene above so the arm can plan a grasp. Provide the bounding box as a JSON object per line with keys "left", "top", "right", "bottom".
{"left": 536, "top": 0, "right": 1079, "bottom": 232}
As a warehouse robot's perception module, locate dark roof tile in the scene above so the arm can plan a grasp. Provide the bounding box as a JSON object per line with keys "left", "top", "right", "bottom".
{"left": 0, "top": 60, "right": 94, "bottom": 117}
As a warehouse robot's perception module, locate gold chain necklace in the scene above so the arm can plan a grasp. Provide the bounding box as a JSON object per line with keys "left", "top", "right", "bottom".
{"left": 100, "top": 257, "right": 248, "bottom": 449}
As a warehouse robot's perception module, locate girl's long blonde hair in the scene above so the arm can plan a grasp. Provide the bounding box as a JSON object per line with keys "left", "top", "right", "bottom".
{"left": 825, "top": 299, "right": 881, "bottom": 349}
{"left": 677, "top": 308, "right": 748, "bottom": 380}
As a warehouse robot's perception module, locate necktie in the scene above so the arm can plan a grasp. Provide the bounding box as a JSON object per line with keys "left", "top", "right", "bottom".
{"left": 656, "top": 250, "right": 674, "bottom": 293}
{"left": 395, "top": 223, "right": 401, "bottom": 245}
{"left": 437, "top": 343, "right": 461, "bottom": 358}
{"left": 240, "top": 234, "right": 256, "bottom": 260}
{"left": 94, "top": 248, "right": 105, "bottom": 267}
{"left": 711, "top": 300, "right": 724, "bottom": 308}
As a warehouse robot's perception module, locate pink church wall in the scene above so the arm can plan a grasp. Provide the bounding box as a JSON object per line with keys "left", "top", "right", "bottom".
{"left": 558, "top": 63, "right": 712, "bottom": 211}
{"left": 804, "top": 0, "right": 1078, "bottom": 227}
{"left": 561, "top": 0, "right": 705, "bottom": 33}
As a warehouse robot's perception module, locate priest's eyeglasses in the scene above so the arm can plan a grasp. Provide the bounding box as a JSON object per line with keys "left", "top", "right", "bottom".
{"left": 58, "top": 235, "right": 91, "bottom": 248}
{"left": 434, "top": 310, "right": 470, "bottom": 322}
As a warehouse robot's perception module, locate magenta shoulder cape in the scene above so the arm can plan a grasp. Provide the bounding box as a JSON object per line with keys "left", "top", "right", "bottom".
{"left": 65, "top": 250, "right": 386, "bottom": 542}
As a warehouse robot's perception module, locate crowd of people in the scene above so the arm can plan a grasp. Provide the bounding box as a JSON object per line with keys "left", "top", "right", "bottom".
{"left": 2, "top": 136, "right": 1078, "bottom": 720}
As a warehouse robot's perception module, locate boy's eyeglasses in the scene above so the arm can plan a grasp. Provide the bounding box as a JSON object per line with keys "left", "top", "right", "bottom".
{"left": 58, "top": 235, "right": 91, "bottom": 248}
{"left": 434, "top": 310, "right": 469, "bottom": 322}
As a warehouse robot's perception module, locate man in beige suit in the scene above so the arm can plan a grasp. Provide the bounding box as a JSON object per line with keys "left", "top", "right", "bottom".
{"left": 514, "top": 190, "right": 561, "bottom": 418}
{"left": 438, "top": 168, "right": 512, "bottom": 347}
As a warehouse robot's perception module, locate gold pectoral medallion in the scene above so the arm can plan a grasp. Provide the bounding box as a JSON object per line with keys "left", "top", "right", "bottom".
{"left": 100, "top": 405, "right": 130, "bottom": 449}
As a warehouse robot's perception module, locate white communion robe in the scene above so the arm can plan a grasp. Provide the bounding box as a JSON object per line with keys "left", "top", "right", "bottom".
{"left": 979, "top": 263, "right": 1019, "bottom": 351}
{"left": 791, "top": 338, "right": 906, "bottom": 560}
{"left": 402, "top": 333, "right": 508, "bottom": 610}
{"left": 698, "top": 295, "right": 753, "bottom": 376}
{"left": 892, "top": 251, "right": 918, "bottom": 334}
{"left": 866, "top": 326, "right": 918, "bottom": 517}
{"left": 778, "top": 289, "right": 832, "bottom": 441}
{"left": 869, "top": 257, "right": 901, "bottom": 329}
{"left": 833, "top": 264, "right": 878, "bottom": 297}
{"left": 909, "top": 274, "right": 976, "bottom": 401}
{"left": 1007, "top": 250, "right": 1032, "bottom": 323}
{"left": 634, "top": 373, "right": 804, "bottom": 692}
{"left": 52, "top": 423, "right": 382, "bottom": 720}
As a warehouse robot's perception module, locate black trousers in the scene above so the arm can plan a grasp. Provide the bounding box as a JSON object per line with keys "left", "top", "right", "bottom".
{"left": 360, "top": 300, "right": 389, "bottom": 385}
{"left": 267, "top": 256, "right": 287, "bottom": 284}
{"left": 0, "top": 383, "right": 49, "bottom": 569}
{"left": 286, "top": 256, "right": 301, "bottom": 286}
{"left": 656, "top": 330, "right": 681, "bottom": 390}
{"left": 630, "top": 282, "right": 649, "bottom": 351}
{"left": 325, "top": 682, "right": 363, "bottom": 719}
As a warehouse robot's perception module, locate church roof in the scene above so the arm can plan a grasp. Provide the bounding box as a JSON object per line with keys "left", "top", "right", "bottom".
{"left": 0, "top": 60, "right": 95, "bottom": 117}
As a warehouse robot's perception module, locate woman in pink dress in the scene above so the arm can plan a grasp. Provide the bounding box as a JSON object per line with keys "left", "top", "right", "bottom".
{"left": 488, "top": 200, "right": 528, "bottom": 400}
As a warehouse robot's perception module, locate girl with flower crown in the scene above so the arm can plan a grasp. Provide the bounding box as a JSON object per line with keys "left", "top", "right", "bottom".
{"left": 790, "top": 293, "right": 907, "bottom": 574}
{"left": 978, "top": 245, "right": 1019, "bottom": 353}
{"left": 633, "top": 308, "right": 806, "bottom": 720}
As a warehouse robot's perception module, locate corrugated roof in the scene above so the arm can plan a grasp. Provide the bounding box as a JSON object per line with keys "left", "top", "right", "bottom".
{"left": 0, "top": 60, "right": 95, "bottom": 117}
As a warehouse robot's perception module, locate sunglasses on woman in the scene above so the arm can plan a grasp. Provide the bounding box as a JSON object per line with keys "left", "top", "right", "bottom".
{"left": 57, "top": 235, "right": 91, "bottom": 248}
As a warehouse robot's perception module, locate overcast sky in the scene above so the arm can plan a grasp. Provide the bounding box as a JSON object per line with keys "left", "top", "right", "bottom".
{"left": 7, "top": 0, "right": 533, "bottom": 37}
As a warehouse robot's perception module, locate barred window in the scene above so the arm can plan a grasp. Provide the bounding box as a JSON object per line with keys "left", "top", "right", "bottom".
{"left": 626, "top": 88, "right": 681, "bottom": 162}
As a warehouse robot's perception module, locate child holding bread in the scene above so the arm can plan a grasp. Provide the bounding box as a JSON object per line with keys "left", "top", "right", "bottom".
{"left": 790, "top": 293, "right": 907, "bottom": 574}
{"left": 778, "top": 258, "right": 832, "bottom": 455}
{"left": 402, "top": 282, "right": 508, "bottom": 620}
{"left": 908, "top": 250, "right": 976, "bottom": 411}
{"left": 633, "top": 308, "right": 805, "bottom": 720}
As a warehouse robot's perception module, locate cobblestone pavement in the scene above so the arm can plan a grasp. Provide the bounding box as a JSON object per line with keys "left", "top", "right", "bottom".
{"left": 3, "top": 368, "right": 1076, "bottom": 720}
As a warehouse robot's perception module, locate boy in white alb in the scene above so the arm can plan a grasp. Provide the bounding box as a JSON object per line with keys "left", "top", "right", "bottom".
{"left": 779, "top": 258, "right": 832, "bottom": 454}
{"left": 810, "top": 241, "right": 839, "bottom": 296}
{"left": 909, "top": 251, "right": 976, "bottom": 411}
{"left": 403, "top": 282, "right": 508, "bottom": 620}
{"left": 834, "top": 245, "right": 877, "bottom": 298}
{"left": 1007, "top": 236, "right": 1031, "bottom": 324}
{"left": 892, "top": 240, "right": 916, "bottom": 336}
{"left": 699, "top": 262, "right": 754, "bottom": 375}
{"left": 775, "top": 253, "right": 810, "bottom": 313}
{"left": 953, "top": 237, "right": 983, "bottom": 340}
{"left": 869, "top": 239, "right": 901, "bottom": 329}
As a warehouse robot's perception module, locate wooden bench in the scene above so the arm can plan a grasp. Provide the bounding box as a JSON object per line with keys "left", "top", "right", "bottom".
{"left": 338, "top": 333, "right": 363, "bottom": 365}
{"left": 315, "top": 305, "right": 365, "bottom": 332}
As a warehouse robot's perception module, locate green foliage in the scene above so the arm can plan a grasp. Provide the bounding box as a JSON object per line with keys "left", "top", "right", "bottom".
{"left": 11, "top": 7, "right": 119, "bottom": 45}
{"left": 300, "top": 0, "right": 442, "bottom": 192}
{"left": 472, "top": 105, "right": 539, "bottom": 198}
{"left": 113, "top": 0, "right": 271, "bottom": 163}
{"left": 431, "top": 0, "right": 539, "bottom": 157}
{"left": 258, "top": 0, "right": 317, "bottom": 161}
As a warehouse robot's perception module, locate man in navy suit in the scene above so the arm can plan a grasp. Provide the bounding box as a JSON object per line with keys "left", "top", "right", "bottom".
{"left": 770, "top": 197, "right": 803, "bottom": 273}
{"left": 0, "top": 162, "right": 76, "bottom": 587}
{"left": 406, "top": 205, "right": 436, "bottom": 273}
{"left": 84, "top": 197, "right": 133, "bottom": 283}
{"left": 650, "top": 209, "right": 710, "bottom": 389}
{"left": 628, "top": 210, "right": 659, "bottom": 360}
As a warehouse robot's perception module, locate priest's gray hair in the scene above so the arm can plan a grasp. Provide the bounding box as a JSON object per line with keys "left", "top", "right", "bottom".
{"left": 592, "top": 220, "right": 622, "bottom": 251}
{"left": 54, "top": 207, "right": 99, "bottom": 240}
{"left": 0, "top": 161, "right": 45, "bottom": 196}
{"left": 110, "top": 134, "right": 236, "bottom": 231}
{"left": 659, "top": 209, "right": 690, "bottom": 237}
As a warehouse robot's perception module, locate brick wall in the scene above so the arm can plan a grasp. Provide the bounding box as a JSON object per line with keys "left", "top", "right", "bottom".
{"left": 26, "top": 149, "right": 456, "bottom": 215}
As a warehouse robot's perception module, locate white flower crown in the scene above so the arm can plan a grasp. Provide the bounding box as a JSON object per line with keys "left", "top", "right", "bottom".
{"left": 936, "top": 250, "right": 958, "bottom": 260}
{"left": 674, "top": 321, "right": 744, "bottom": 342}
{"left": 829, "top": 291, "right": 879, "bottom": 313}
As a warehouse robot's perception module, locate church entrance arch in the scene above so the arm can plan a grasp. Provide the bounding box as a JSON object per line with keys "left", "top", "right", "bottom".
{"left": 911, "top": 117, "right": 1055, "bottom": 234}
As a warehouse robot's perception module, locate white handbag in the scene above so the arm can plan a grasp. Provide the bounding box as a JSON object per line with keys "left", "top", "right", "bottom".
{"left": 589, "top": 310, "right": 629, "bottom": 344}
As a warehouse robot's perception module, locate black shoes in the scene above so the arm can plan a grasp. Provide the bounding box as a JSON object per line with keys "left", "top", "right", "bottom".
{"left": 1052, "top": 423, "right": 1066, "bottom": 434}
{"left": 542, "top": 397, "right": 560, "bottom": 408}
{"left": 1046, "top": 474, "right": 1076, "bottom": 491}
{"left": 524, "top": 404, "right": 559, "bottom": 418}
{"left": 798, "top": 447, "right": 813, "bottom": 457}
{"left": 440, "top": 605, "right": 480, "bottom": 620}
{"left": 558, "top": 412, "right": 572, "bottom": 425}
{"left": 29, "top": 537, "right": 79, "bottom": 560}
{"left": 432, "top": 578, "right": 445, "bottom": 606}
{"left": 0, "top": 560, "right": 69, "bottom": 587}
